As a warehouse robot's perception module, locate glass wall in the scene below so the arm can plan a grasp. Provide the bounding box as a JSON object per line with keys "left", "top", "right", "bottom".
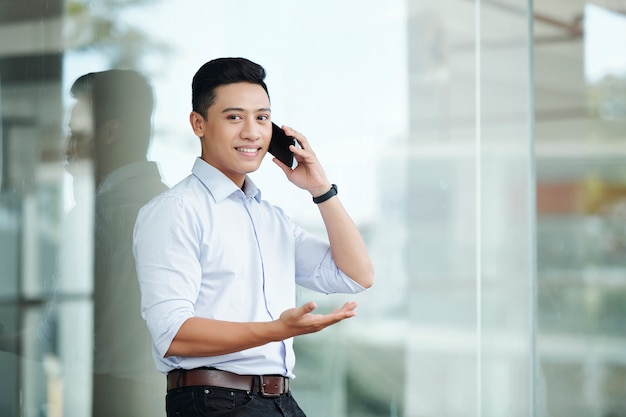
{"left": 3, "top": 1, "right": 600, "bottom": 416}
{"left": 404, "top": 1, "right": 534, "bottom": 416}
{"left": 535, "top": 1, "right": 626, "bottom": 416}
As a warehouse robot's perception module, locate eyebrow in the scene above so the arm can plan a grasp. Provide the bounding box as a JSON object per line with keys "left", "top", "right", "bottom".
{"left": 221, "top": 107, "right": 271, "bottom": 113}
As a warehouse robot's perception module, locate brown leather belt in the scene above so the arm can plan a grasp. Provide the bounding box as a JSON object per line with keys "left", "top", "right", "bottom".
{"left": 167, "top": 368, "right": 289, "bottom": 397}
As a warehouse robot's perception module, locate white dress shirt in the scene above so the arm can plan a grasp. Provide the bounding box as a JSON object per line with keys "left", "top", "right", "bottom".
{"left": 133, "top": 157, "right": 365, "bottom": 377}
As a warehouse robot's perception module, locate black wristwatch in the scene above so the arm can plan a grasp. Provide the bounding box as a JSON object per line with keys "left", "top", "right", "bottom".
{"left": 312, "top": 184, "right": 338, "bottom": 204}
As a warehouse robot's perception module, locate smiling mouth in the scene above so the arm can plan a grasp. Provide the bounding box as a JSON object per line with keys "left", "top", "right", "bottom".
{"left": 235, "top": 147, "right": 261, "bottom": 154}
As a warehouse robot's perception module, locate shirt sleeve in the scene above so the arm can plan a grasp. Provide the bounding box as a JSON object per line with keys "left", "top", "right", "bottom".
{"left": 133, "top": 195, "right": 201, "bottom": 359}
{"left": 292, "top": 224, "right": 367, "bottom": 294}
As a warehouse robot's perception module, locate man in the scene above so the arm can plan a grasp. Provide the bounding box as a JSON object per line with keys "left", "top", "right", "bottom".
{"left": 133, "top": 57, "right": 374, "bottom": 417}
{"left": 66, "top": 69, "right": 169, "bottom": 416}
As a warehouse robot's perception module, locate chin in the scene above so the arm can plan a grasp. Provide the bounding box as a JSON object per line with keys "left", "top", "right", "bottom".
{"left": 244, "top": 161, "right": 263, "bottom": 172}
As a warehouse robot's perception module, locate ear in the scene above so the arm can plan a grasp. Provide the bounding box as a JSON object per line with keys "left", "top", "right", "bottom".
{"left": 190, "top": 111, "right": 205, "bottom": 137}
{"left": 99, "top": 119, "right": 120, "bottom": 145}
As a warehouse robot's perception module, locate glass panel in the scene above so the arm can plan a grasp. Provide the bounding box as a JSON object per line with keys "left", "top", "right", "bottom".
{"left": 535, "top": 1, "right": 626, "bottom": 416}
{"left": 480, "top": 1, "right": 535, "bottom": 415}
{"left": 406, "top": 1, "right": 534, "bottom": 416}
{"left": 0, "top": 3, "right": 68, "bottom": 416}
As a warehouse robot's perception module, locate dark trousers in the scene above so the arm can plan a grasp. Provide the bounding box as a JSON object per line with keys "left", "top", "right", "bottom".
{"left": 166, "top": 386, "right": 307, "bottom": 417}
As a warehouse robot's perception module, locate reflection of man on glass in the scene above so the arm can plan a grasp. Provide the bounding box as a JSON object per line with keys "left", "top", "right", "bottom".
{"left": 133, "top": 57, "right": 375, "bottom": 416}
{"left": 66, "top": 69, "right": 168, "bottom": 416}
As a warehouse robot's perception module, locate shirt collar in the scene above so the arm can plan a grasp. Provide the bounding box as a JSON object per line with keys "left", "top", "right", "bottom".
{"left": 191, "top": 157, "right": 261, "bottom": 203}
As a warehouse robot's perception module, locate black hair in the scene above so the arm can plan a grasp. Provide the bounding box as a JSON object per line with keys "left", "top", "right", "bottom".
{"left": 191, "top": 57, "right": 269, "bottom": 117}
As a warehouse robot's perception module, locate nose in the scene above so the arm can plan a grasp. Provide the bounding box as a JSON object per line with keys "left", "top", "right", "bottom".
{"left": 64, "top": 131, "right": 93, "bottom": 162}
{"left": 240, "top": 117, "right": 262, "bottom": 141}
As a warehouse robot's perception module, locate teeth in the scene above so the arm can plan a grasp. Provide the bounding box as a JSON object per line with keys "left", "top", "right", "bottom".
{"left": 236, "top": 148, "right": 257, "bottom": 153}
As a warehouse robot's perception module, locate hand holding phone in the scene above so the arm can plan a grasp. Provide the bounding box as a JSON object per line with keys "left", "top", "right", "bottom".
{"left": 269, "top": 123, "right": 296, "bottom": 168}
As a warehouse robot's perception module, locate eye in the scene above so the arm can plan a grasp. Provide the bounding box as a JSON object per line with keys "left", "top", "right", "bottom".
{"left": 258, "top": 115, "right": 269, "bottom": 121}
{"left": 227, "top": 114, "right": 242, "bottom": 120}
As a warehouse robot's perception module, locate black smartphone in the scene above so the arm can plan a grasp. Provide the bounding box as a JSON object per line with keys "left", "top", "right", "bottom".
{"left": 269, "top": 122, "right": 296, "bottom": 168}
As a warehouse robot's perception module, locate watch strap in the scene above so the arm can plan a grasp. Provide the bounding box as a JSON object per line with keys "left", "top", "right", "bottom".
{"left": 312, "top": 184, "right": 338, "bottom": 204}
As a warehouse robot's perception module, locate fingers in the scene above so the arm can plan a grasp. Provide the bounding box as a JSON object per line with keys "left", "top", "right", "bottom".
{"left": 273, "top": 125, "right": 330, "bottom": 194}
{"left": 282, "top": 301, "right": 317, "bottom": 322}
{"left": 285, "top": 301, "right": 357, "bottom": 321}
{"left": 301, "top": 301, "right": 317, "bottom": 314}
{"left": 333, "top": 301, "right": 358, "bottom": 315}
{"left": 272, "top": 124, "right": 312, "bottom": 171}
{"left": 282, "top": 125, "right": 303, "bottom": 143}
{"left": 334, "top": 302, "right": 358, "bottom": 320}
{"left": 301, "top": 301, "right": 357, "bottom": 322}
{"left": 272, "top": 157, "right": 292, "bottom": 175}
{"left": 276, "top": 301, "right": 359, "bottom": 340}
{"left": 282, "top": 125, "right": 312, "bottom": 153}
